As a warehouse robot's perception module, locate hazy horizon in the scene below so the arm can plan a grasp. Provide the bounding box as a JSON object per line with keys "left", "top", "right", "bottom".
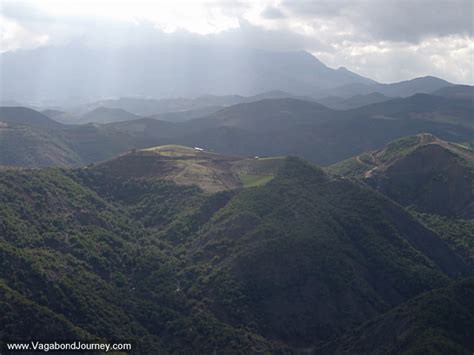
{"left": 1, "top": 2, "right": 474, "bottom": 354}
{"left": 1, "top": 0, "right": 472, "bottom": 86}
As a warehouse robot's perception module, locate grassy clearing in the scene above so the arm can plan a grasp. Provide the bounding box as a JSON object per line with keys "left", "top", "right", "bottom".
{"left": 238, "top": 174, "right": 274, "bottom": 187}
{"left": 141, "top": 145, "right": 204, "bottom": 157}
{"left": 255, "top": 156, "right": 286, "bottom": 161}
{"left": 233, "top": 157, "right": 285, "bottom": 188}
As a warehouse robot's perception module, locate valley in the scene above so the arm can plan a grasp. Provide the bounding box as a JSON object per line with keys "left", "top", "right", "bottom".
{"left": 0, "top": 17, "right": 473, "bottom": 353}
{"left": 0, "top": 133, "right": 473, "bottom": 353}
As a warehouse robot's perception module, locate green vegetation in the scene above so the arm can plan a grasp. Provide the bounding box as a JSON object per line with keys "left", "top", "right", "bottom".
{"left": 181, "top": 157, "right": 467, "bottom": 347}
{"left": 0, "top": 127, "right": 82, "bottom": 167}
{"left": 328, "top": 134, "right": 474, "bottom": 278}
{"left": 327, "top": 135, "right": 430, "bottom": 179}
{"left": 326, "top": 156, "right": 371, "bottom": 177}
{"left": 94, "top": 147, "right": 288, "bottom": 192}
{"left": 238, "top": 173, "right": 273, "bottom": 187}
{"left": 0, "top": 168, "right": 275, "bottom": 353}
{"left": 329, "top": 134, "right": 474, "bottom": 217}
{"left": 232, "top": 156, "right": 285, "bottom": 187}
{"left": 378, "top": 135, "right": 421, "bottom": 163}
{"left": 322, "top": 279, "right": 474, "bottom": 354}
{"left": 410, "top": 210, "right": 474, "bottom": 266}
{"left": 0, "top": 154, "right": 472, "bottom": 353}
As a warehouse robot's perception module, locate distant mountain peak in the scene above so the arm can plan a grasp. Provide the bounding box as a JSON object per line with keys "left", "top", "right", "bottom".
{"left": 79, "top": 106, "right": 141, "bottom": 124}
{"left": 0, "top": 44, "right": 376, "bottom": 101}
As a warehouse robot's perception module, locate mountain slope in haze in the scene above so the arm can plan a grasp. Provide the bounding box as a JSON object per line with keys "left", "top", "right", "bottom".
{"left": 2, "top": 95, "right": 473, "bottom": 168}
{"left": 317, "top": 92, "right": 390, "bottom": 110}
{"left": 319, "top": 76, "right": 454, "bottom": 99}
{"left": 60, "top": 123, "right": 137, "bottom": 164}
{"left": 375, "top": 76, "right": 454, "bottom": 97}
{"left": 352, "top": 93, "right": 474, "bottom": 128}
{"left": 79, "top": 107, "right": 142, "bottom": 124}
{"left": 0, "top": 126, "right": 83, "bottom": 167}
{"left": 149, "top": 106, "right": 224, "bottom": 122}
{"left": 41, "top": 109, "right": 67, "bottom": 119}
{"left": 101, "top": 98, "right": 341, "bottom": 153}
{"left": 0, "top": 107, "right": 62, "bottom": 129}
{"left": 191, "top": 98, "right": 336, "bottom": 131}
{"left": 84, "top": 96, "right": 232, "bottom": 117}
{"left": 148, "top": 95, "right": 473, "bottom": 165}
{"left": 104, "top": 117, "right": 188, "bottom": 140}
{"left": 76, "top": 90, "right": 315, "bottom": 119}
{"left": 0, "top": 155, "right": 470, "bottom": 352}
{"left": 0, "top": 108, "right": 151, "bottom": 167}
{"left": 433, "top": 84, "right": 474, "bottom": 99}
{"left": 42, "top": 107, "right": 144, "bottom": 124}
{"left": 41, "top": 109, "right": 83, "bottom": 124}
{"left": 0, "top": 44, "right": 374, "bottom": 102}
{"left": 0, "top": 107, "right": 84, "bottom": 167}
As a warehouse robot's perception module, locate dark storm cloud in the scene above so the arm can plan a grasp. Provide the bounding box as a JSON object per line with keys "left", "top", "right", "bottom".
{"left": 1, "top": 0, "right": 472, "bottom": 84}
{"left": 209, "top": 19, "right": 330, "bottom": 52}
{"left": 281, "top": 0, "right": 348, "bottom": 18}
{"left": 282, "top": 0, "right": 474, "bottom": 43}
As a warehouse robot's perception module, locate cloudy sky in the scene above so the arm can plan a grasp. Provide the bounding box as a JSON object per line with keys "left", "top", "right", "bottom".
{"left": 1, "top": 0, "right": 473, "bottom": 84}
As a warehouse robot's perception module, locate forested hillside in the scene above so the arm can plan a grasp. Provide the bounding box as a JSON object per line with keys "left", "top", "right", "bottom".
{"left": 0, "top": 155, "right": 472, "bottom": 353}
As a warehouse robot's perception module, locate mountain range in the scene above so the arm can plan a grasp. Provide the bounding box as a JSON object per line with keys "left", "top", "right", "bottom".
{"left": 0, "top": 44, "right": 375, "bottom": 103}
{"left": 0, "top": 135, "right": 473, "bottom": 353}
{"left": 43, "top": 76, "right": 456, "bottom": 123}
{"left": 1, "top": 88, "right": 472, "bottom": 168}
{"left": 1, "top": 44, "right": 473, "bottom": 353}
{"left": 318, "top": 75, "right": 454, "bottom": 98}
{"left": 0, "top": 42, "right": 459, "bottom": 107}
